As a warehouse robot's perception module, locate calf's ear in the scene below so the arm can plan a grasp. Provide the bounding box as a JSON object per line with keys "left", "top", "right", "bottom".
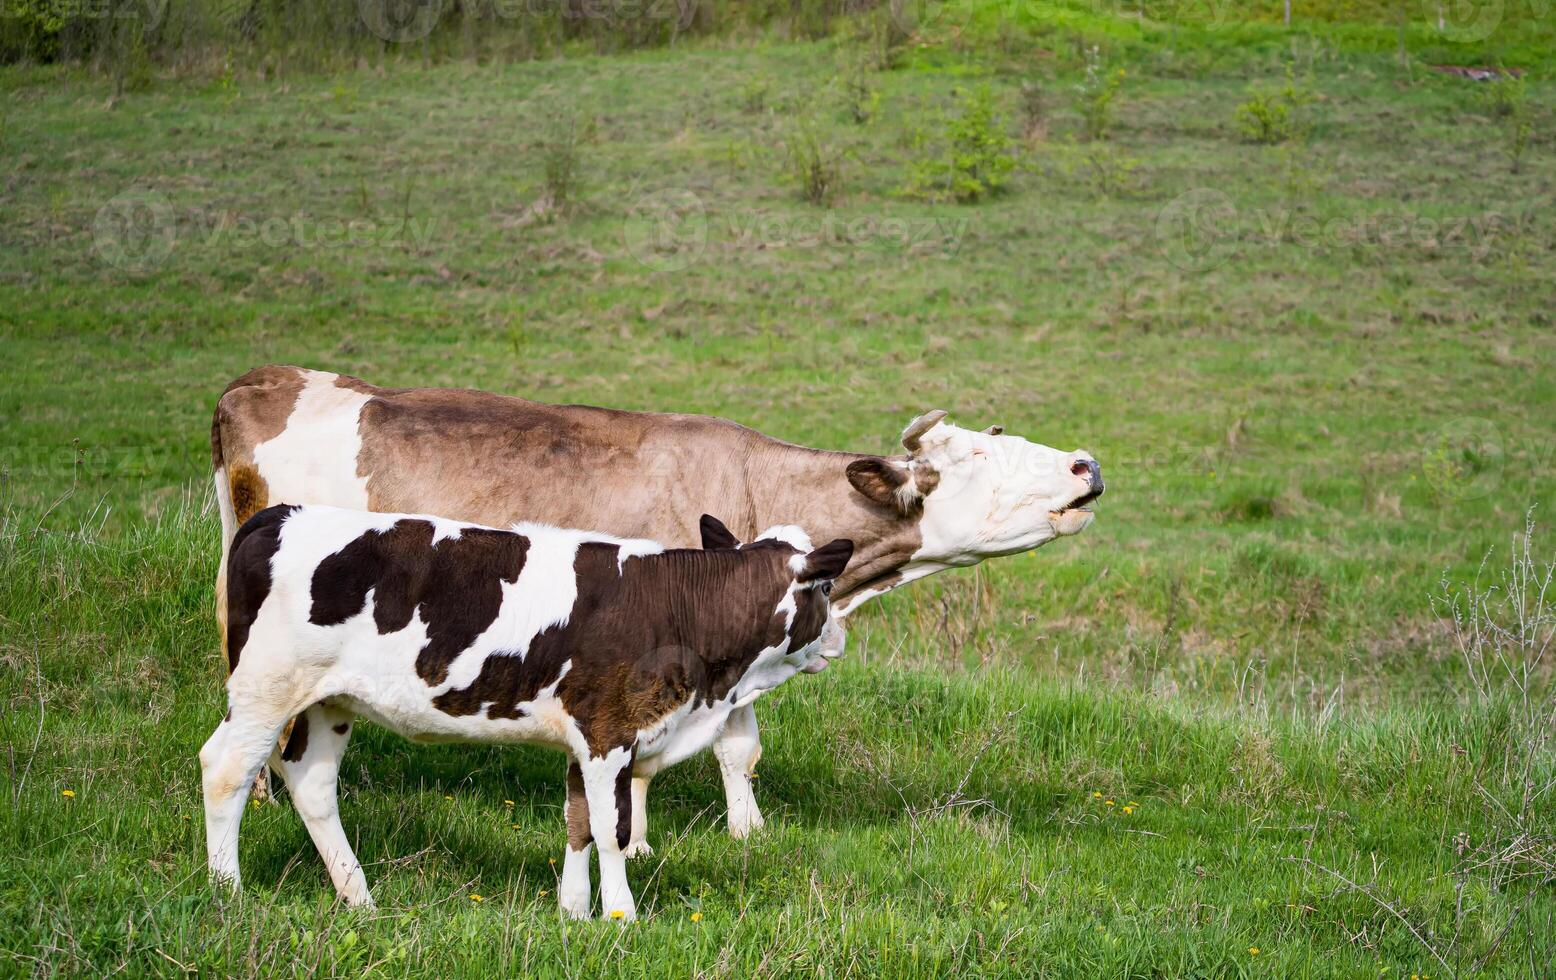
{"left": 699, "top": 514, "right": 741, "bottom": 550}
{"left": 846, "top": 459, "right": 922, "bottom": 514}
{"left": 799, "top": 539, "right": 854, "bottom": 583}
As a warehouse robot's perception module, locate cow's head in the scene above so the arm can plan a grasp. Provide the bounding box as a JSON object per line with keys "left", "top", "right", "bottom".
{"left": 845, "top": 410, "right": 1104, "bottom": 563}
{"left": 700, "top": 515, "right": 853, "bottom": 675}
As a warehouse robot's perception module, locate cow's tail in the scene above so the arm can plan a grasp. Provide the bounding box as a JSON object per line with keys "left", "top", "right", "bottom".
{"left": 211, "top": 402, "right": 238, "bottom": 668}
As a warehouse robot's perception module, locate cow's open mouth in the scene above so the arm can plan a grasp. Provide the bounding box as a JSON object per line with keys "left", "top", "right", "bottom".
{"left": 1054, "top": 488, "right": 1101, "bottom": 515}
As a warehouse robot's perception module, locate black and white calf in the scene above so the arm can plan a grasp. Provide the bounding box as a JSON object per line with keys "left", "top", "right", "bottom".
{"left": 203, "top": 504, "right": 852, "bottom": 920}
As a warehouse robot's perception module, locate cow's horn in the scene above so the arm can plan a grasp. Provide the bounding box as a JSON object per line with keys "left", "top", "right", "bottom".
{"left": 901, "top": 410, "right": 949, "bottom": 454}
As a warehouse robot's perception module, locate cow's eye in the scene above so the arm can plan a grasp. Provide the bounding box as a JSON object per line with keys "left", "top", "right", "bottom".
{"left": 820, "top": 582, "right": 833, "bottom": 596}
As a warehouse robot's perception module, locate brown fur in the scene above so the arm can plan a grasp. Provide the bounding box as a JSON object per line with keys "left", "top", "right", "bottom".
{"left": 280, "top": 713, "right": 309, "bottom": 762}
{"left": 566, "top": 762, "right": 591, "bottom": 850}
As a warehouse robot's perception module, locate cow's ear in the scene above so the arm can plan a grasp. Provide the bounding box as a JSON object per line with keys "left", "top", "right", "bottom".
{"left": 799, "top": 539, "right": 854, "bottom": 583}
{"left": 699, "top": 514, "right": 741, "bottom": 550}
{"left": 846, "top": 459, "right": 921, "bottom": 514}
{"left": 982, "top": 424, "right": 1004, "bottom": 436}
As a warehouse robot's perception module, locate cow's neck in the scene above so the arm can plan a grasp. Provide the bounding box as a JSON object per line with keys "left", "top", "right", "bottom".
{"left": 745, "top": 447, "right": 948, "bottom": 614}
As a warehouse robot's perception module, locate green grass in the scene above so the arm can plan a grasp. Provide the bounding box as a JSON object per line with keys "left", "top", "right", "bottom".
{"left": 2, "top": 6, "right": 1554, "bottom": 976}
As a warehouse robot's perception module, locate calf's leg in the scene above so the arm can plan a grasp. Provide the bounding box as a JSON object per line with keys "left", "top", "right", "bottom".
{"left": 200, "top": 706, "right": 291, "bottom": 893}
{"left": 559, "top": 761, "right": 594, "bottom": 919}
{"left": 578, "top": 749, "right": 637, "bottom": 920}
{"left": 272, "top": 703, "right": 371, "bottom": 906}
{"left": 712, "top": 703, "right": 764, "bottom": 839}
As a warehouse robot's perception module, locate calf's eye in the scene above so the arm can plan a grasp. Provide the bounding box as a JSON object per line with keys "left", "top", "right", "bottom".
{"left": 821, "top": 582, "right": 833, "bottom": 596}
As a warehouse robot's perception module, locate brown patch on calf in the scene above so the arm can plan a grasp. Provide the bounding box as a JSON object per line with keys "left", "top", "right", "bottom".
{"left": 614, "top": 755, "right": 635, "bottom": 850}
{"left": 430, "top": 539, "right": 806, "bottom": 758}
{"left": 281, "top": 712, "right": 310, "bottom": 762}
{"left": 308, "top": 520, "right": 529, "bottom": 685}
{"left": 225, "top": 504, "right": 299, "bottom": 671}
{"left": 565, "top": 762, "right": 592, "bottom": 850}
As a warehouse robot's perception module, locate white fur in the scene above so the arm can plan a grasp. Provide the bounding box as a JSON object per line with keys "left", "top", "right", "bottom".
{"left": 251, "top": 370, "right": 372, "bottom": 511}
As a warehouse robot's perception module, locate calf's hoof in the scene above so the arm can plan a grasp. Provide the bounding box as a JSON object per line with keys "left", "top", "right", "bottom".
{"left": 622, "top": 839, "right": 654, "bottom": 859}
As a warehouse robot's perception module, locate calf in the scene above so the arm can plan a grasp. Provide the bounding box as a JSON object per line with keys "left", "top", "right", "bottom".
{"left": 202, "top": 504, "right": 851, "bottom": 920}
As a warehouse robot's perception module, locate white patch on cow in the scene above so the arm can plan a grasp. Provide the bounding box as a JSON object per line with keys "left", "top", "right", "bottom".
{"left": 251, "top": 370, "right": 372, "bottom": 512}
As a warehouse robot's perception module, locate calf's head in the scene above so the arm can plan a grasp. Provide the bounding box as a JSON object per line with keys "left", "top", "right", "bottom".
{"left": 846, "top": 411, "right": 1104, "bottom": 562}
{"left": 700, "top": 515, "right": 853, "bottom": 676}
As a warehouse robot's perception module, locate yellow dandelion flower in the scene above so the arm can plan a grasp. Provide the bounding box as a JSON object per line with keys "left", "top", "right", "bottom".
{"left": 504, "top": 800, "right": 515, "bottom": 807}
{"left": 1128, "top": 801, "right": 1139, "bottom": 807}
{"left": 1092, "top": 791, "right": 1102, "bottom": 799}
{"left": 549, "top": 858, "right": 556, "bottom": 865}
{"left": 511, "top": 824, "right": 520, "bottom": 830}
{"left": 691, "top": 912, "right": 703, "bottom": 922}
{"left": 470, "top": 894, "right": 484, "bottom": 903}
{"left": 609, "top": 910, "right": 625, "bottom": 920}
{"left": 1105, "top": 799, "right": 1115, "bottom": 807}
{"left": 1122, "top": 806, "right": 1133, "bottom": 815}
{"left": 1248, "top": 947, "right": 1260, "bottom": 956}
{"left": 60, "top": 789, "right": 75, "bottom": 798}
{"left": 444, "top": 795, "right": 454, "bottom": 801}
{"left": 539, "top": 890, "right": 548, "bottom": 898}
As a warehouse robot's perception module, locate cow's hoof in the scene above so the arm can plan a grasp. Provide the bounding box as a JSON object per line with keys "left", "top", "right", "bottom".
{"left": 622, "top": 840, "right": 654, "bottom": 859}
{"left": 727, "top": 813, "right": 765, "bottom": 840}
{"left": 559, "top": 894, "right": 591, "bottom": 920}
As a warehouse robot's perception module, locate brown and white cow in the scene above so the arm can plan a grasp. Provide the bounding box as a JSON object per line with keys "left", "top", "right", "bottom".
{"left": 206, "top": 503, "right": 850, "bottom": 919}
{"left": 210, "top": 365, "right": 1104, "bottom": 851}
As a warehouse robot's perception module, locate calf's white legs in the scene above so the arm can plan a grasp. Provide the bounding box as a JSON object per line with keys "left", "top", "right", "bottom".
{"left": 200, "top": 708, "right": 290, "bottom": 893}
{"left": 577, "top": 749, "right": 637, "bottom": 921}
{"left": 271, "top": 704, "right": 371, "bottom": 906}
{"left": 713, "top": 703, "right": 764, "bottom": 839}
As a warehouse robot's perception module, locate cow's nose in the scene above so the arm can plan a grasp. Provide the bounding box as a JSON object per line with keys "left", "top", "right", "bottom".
{"left": 1071, "top": 458, "right": 1104, "bottom": 496}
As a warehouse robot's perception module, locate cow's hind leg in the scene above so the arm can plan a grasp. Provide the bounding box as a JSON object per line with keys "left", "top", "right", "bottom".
{"left": 559, "top": 761, "right": 594, "bottom": 919}
{"left": 271, "top": 703, "right": 371, "bottom": 906}
{"left": 577, "top": 749, "right": 636, "bottom": 921}
{"left": 623, "top": 775, "right": 652, "bottom": 858}
{"left": 713, "top": 703, "right": 764, "bottom": 839}
{"left": 200, "top": 705, "right": 291, "bottom": 894}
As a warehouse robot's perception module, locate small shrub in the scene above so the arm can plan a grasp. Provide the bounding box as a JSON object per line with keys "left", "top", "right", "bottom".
{"left": 1019, "top": 79, "right": 1047, "bottom": 141}
{"left": 1234, "top": 67, "right": 1315, "bottom": 145}
{"left": 538, "top": 109, "right": 591, "bottom": 214}
{"left": 1076, "top": 46, "right": 1125, "bottom": 142}
{"left": 739, "top": 76, "right": 772, "bottom": 115}
{"left": 1050, "top": 139, "right": 1140, "bottom": 198}
{"left": 851, "top": 3, "right": 910, "bottom": 72}
{"left": 836, "top": 53, "right": 880, "bottom": 125}
{"left": 1481, "top": 75, "right": 1532, "bottom": 174}
{"left": 904, "top": 86, "right": 1017, "bottom": 204}
{"left": 783, "top": 119, "right": 844, "bottom": 207}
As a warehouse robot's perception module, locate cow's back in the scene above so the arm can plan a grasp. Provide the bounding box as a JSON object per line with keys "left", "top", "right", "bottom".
{"left": 213, "top": 366, "right": 768, "bottom": 545}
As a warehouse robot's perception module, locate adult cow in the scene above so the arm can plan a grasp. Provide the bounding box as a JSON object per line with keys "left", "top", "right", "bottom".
{"left": 210, "top": 365, "right": 1104, "bottom": 853}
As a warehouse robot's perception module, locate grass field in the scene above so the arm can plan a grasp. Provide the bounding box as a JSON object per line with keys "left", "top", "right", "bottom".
{"left": 2, "top": 3, "right": 1555, "bottom": 975}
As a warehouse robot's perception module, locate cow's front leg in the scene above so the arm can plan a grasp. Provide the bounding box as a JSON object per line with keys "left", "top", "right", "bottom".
{"left": 622, "top": 775, "right": 653, "bottom": 858}
{"left": 712, "top": 703, "right": 764, "bottom": 839}
{"left": 578, "top": 748, "right": 636, "bottom": 921}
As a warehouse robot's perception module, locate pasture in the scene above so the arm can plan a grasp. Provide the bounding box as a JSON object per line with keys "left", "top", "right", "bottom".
{"left": 2, "top": 3, "right": 1554, "bottom": 975}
